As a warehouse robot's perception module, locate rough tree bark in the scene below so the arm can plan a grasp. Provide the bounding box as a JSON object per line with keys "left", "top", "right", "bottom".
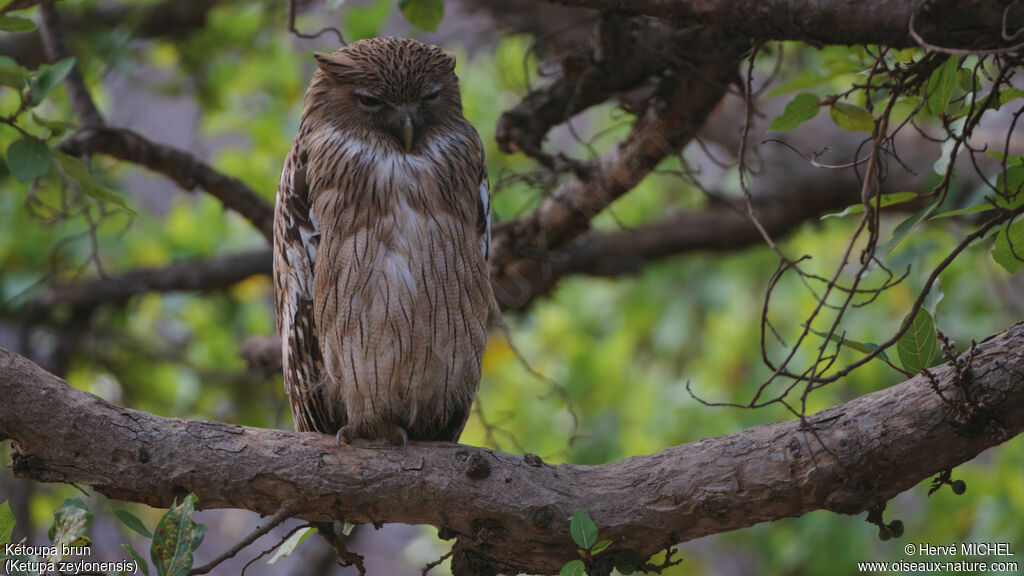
{"left": 2, "top": 322, "right": 1022, "bottom": 575}
{"left": 547, "top": 0, "right": 1024, "bottom": 49}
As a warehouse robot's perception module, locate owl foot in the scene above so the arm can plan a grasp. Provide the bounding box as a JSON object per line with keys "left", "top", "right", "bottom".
{"left": 336, "top": 426, "right": 354, "bottom": 446}
{"left": 335, "top": 425, "right": 407, "bottom": 446}
{"left": 387, "top": 425, "right": 409, "bottom": 446}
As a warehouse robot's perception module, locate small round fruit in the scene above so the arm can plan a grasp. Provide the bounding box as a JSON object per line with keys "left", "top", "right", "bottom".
{"left": 888, "top": 520, "right": 904, "bottom": 538}
{"left": 878, "top": 526, "right": 893, "bottom": 541}
{"left": 951, "top": 480, "right": 966, "bottom": 495}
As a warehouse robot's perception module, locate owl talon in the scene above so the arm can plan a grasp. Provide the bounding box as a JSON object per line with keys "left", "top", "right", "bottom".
{"left": 336, "top": 427, "right": 353, "bottom": 446}
{"left": 388, "top": 425, "right": 409, "bottom": 446}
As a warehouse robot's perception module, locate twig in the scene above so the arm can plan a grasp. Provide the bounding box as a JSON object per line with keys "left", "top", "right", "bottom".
{"left": 190, "top": 500, "right": 298, "bottom": 575}
{"left": 422, "top": 549, "right": 453, "bottom": 576}
{"left": 58, "top": 128, "right": 275, "bottom": 241}
{"left": 37, "top": 4, "right": 104, "bottom": 128}
{"left": 288, "top": 0, "right": 345, "bottom": 45}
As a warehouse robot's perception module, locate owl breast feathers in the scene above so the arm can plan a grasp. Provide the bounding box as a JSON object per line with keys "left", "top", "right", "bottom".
{"left": 273, "top": 37, "right": 495, "bottom": 443}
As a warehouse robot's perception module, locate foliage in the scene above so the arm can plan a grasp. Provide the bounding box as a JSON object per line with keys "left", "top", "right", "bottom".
{"left": 0, "top": 495, "right": 206, "bottom": 576}
{"left": 560, "top": 509, "right": 633, "bottom": 576}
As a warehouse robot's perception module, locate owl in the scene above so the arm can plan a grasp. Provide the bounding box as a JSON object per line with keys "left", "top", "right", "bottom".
{"left": 273, "top": 37, "right": 494, "bottom": 444}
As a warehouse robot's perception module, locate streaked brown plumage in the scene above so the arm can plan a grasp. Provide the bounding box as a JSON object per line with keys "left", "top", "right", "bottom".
{"left": 273, "top": 37, "right": 494, "bottom": 443}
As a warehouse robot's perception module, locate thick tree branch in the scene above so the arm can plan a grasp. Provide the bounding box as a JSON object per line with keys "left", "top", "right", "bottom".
{"left": 2, "top": 322, "right": 1022, "bottom": 574}
{"left": 510, "top": 181, "right": 865, "bottom": 305}
{"left": 545, "top": 0, "right": 1024, "bottom": 50}
{"left": 495, "top": 18, "right": 689, "bottom": 160}
{"left": 58, "top": 128, "right": 275, "bottom": 242}
{"left": 491, "top": 28, "right": 747, "bottom": 309}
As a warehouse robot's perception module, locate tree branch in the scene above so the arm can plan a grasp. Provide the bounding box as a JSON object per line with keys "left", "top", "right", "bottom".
{"left": 495, "top": 18, "right": 689, "bottom": 160}
{"left": 544, "top": 0, "right": 1024, "bottom": 50}
{"left": 490, "top": 28, "right": 747, "bottom": 309}
{"left": 37, "top": 3, "right": 104, "bottom": 128}
{"left": 2, "top": 322, "right": 1022, "bottom": 574}
{"left": 26, "top": 249, "right": 271, "bottom": 313}
{"left": 58, "top": 128, "right": 275, "bottom": 242}
{"left": 508, "top": 181, "right": 865, "bottom": 306}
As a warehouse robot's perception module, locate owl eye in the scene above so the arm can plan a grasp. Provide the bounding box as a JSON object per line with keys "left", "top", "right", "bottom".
{"left": 422, "top": 89, "right": 441, "bottom": 102}
{"left": 357, "top": 94, "right": 382, "bottom": 108}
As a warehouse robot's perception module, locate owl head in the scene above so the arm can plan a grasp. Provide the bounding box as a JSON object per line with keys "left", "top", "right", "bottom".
{"left": 311, "top": 37, "right": 462, "bottom": 153}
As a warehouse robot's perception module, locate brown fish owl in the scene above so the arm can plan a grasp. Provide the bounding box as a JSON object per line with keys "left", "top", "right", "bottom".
{"left": 273, "top": 37, "right": 494, "bottom": 444}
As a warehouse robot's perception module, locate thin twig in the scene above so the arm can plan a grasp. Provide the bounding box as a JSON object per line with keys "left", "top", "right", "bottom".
{"left": 190, "top": 500, "right": 298, "bottom": 575}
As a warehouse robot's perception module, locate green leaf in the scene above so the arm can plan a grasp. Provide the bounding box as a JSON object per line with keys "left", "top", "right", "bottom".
{"left": 0, "top": 500, "right": 15, "bottom": 544}
{"left": 614, "top": 550, "right": 642, "bottom": 575}
{"left": 0, "top": 15, "right": 34, "bottom": 32}
{"left": 995, "top": 165, "right": 1024, "bottom": 209}
{"left": 569, "top": 509, "right": 598, "bottom": 549}
{"left": 985, "top": 150, "right": 1024, "bottom": 165}
{"left": 930, "top": 202, "right": 995, "bottom": 220}
{"left": 829, "top": 102, "right": 874, "bottom": 132}
{"left": 268, "top": 527, "right": 316, "bottom": 565}
{"left": 770, "top": 93, "right": 820, "bottom": 131}
{"left": 991, "top": 218, "right": 1024, "bottom": 274}
{"left": 52, "top": 151, "right": 135, "bottom": 213}
{"left": 27, "top": 56, "right": 75, "bottom": 106}
{"left": 114, "top": 509, "right": 153, "bottom": 539}
{"left": 47, "top": 498, "right": 93, "bottom": 562}
{"left": 343, "top": 0, "right": 391, "bottom": 41}
{"left": 803, "top": 324, "right": 890, "bottom": 362}
{"left": 6, "top": 138, "right": 51, "bottom": 182}
{"left": 590, "top": 539, "right": 613, "bottom": 555}
{"left": 821, "top": 191, "right": 918, "bottom": 220}
{"left": 0, "top": 60, "right": 28, "bottom": 89}
{"left": 765, "top": 64, "right": 860, "bottom": 99}
{"left": 122, "top": 543, "right": 150, "bottom": 576}
{"left": 31, "top": 112, "right": 66, "bottom": 137}
{"left": 877, "top": 199, "right": 940, "bottom": 256}
{"left": 896, "top": 309, "right": 938, "bottom": 373}
{"left": 922, "top": 281, "right": 944, "bottom": 317}
{"left": 927, "top": 57, "right": 960, "bottom": 117}
{"left": 997, "top": 87, "right": 1024, "bottom": 109}
{"left": 398, "top": 0, "right": 443, "bottom": 32}
{"left": 559, "top": 559, "right": 586, "bottom": 576}
{"left": 150, "top": 495, "right": 206, "bottom": 576}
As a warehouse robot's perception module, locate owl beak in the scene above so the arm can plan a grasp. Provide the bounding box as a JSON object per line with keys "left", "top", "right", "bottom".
{"left": 401, "top": 113, "right": 415, "bottom": 153}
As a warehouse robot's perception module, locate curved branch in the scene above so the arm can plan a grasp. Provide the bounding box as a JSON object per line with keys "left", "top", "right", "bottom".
{"left": 545, "top": 0, "right": 1024, "bottom": 50}
{"left": 2, "top": 322, "right": 1022, "bottom": 574}
{"left": 495, "top": 18, "right": 690, "bottom": 159}
{"left": 58, "top": 128, "right": 275, "bottom": 242}
{"left": 490, "top": 28, "right": 747, "bottom": 309}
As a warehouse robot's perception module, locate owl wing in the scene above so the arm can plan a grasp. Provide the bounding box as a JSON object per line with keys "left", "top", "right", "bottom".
{"left": 476, "top": 156, "right": 491, "bottom": 261}
{"left": 273, "top": 148, "right": 342, "bottom": 434}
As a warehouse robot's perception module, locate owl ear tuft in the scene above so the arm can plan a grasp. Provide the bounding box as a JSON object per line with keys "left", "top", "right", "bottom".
{"left": 314, "top": 51, "right": 358, "bottom": 81}
{"left": 442, "top": 51, "right": 457, "bottom": 73}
